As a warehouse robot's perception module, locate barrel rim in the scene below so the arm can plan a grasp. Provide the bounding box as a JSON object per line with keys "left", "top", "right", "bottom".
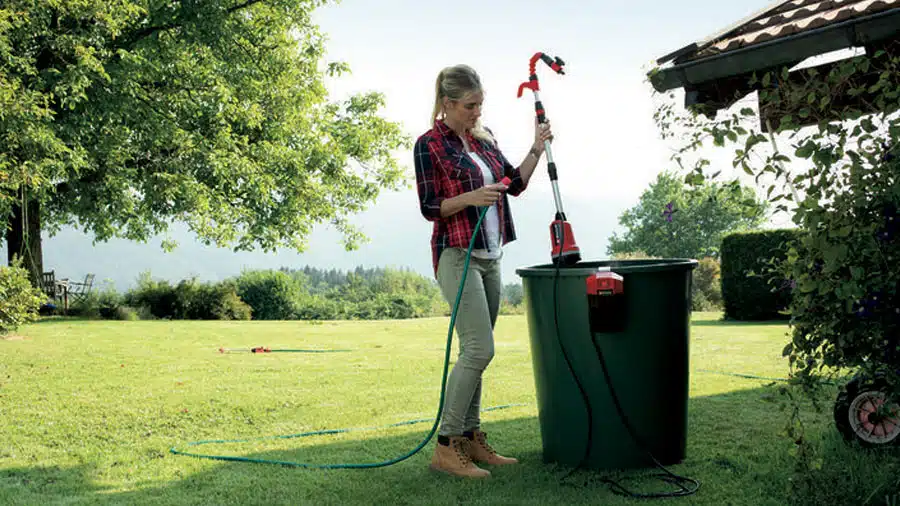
{"left": 516, "top": 258, "right": 699, "bottom": 277}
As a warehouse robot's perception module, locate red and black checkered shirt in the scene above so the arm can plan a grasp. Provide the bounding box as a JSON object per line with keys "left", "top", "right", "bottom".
{"left": 414, "top": 119, "right": 529, "bottom": 278}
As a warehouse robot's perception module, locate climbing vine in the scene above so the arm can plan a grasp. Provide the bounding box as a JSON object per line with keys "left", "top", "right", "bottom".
{"left": 652, "top": 44, "right": 900, "bottom": 388}
{"left": 649, "top": 42, "right": 900, "bottom": 488}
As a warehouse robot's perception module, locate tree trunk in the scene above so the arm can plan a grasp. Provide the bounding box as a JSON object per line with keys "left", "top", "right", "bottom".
{"left": 6, "top": 189, "right": 43, "bottom": 287}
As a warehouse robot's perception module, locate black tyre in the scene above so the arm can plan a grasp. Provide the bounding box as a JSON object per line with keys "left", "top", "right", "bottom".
{"left": 834, "top": 375, "right": 900, "bottom": 448}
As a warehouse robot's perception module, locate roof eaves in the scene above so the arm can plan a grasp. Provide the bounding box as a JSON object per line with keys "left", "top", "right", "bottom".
{"left": 656, "top": 0, "right": 796, "bottom": 65}
{"left": 693, "top": 0, "right": 900, "bottom": 60}
{"left": 650, "top": 7, "right": 900, "bottom": 93}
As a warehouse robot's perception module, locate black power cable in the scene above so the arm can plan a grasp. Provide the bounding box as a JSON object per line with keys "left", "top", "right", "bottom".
{"left": 550, "top": 222, "right": 700, "bottom": 499}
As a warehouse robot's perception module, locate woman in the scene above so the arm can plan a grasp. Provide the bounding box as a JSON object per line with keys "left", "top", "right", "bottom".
{"left": 413, "top": 64, "right": 553, "bottom": 478}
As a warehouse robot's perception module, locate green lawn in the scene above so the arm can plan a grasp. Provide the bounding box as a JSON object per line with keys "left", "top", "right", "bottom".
{"left": 0, "top": 312, "right": 862, "bottom": 505}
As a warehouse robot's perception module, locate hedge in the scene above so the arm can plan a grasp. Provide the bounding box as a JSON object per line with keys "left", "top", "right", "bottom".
{"left": 721, "top": 228, "right": 803, "bottom": 320}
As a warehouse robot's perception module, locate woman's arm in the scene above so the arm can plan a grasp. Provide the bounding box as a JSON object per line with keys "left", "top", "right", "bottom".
{"left": 496, "top": 121, "right": 553, "bottom": 196}
{"left": 515, "top": 144, "right": 542, "bottom": 188}
{"left": 415, "top": 136, "right": 501, "bottom": 218}
{"left": 414, "top": 137, "right": 446, "bottom": 221}
{"left": 439, "top": 193, "right": 472, "bottom": 218}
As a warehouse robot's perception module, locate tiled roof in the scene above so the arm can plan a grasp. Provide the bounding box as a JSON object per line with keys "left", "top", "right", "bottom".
{"left": 683, "top": 0, "right": 900, "bottom": 61}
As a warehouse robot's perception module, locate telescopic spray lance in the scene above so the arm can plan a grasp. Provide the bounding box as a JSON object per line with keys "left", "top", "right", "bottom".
{"left": 517, "top": 52, "right": 581, "bottom": 266}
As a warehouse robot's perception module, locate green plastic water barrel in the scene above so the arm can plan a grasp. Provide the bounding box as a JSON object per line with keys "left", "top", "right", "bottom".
{"left": 516, "top": 258, "right": 698, "bottom": 470}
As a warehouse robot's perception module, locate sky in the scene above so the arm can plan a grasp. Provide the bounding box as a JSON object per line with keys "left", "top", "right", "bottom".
{"left": 3, "top": 0, "right": 803, "bottom": 291}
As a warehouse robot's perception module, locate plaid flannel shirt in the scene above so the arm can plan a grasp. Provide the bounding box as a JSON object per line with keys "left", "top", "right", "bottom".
{"left": 414, "top": 119, "right": 528, "bottom": 278}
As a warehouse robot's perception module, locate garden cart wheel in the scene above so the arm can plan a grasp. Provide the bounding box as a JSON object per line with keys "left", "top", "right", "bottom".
{"left": 834, "top": 374, "right": 900, "bottom": 448}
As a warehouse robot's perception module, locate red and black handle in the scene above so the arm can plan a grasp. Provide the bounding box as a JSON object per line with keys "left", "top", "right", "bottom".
{"left": 517, "top": 52, "right": 566, "bottom": 125}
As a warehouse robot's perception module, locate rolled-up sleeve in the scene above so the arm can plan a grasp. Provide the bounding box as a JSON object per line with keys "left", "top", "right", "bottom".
{"left": 414, "top": 136, "right": 444, "bottom": 221}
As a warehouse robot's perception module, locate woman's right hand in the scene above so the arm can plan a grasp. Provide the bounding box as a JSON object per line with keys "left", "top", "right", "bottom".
{"left": 467, "top": 183, "right": 508, "bottom": 207}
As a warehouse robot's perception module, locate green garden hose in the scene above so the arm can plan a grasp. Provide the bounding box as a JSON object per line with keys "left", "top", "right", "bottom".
{"left": 170, "top": 205, "right": 494, "bottom": 468}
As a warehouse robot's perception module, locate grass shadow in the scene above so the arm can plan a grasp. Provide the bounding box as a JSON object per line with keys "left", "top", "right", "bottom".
{"left": 1, "top": 384, "right": 861, "bottom": 506}
{"left": 28, "top": 316, "right": 97, "bottom": 325}
{"left": 691, "top": 317, "right": 791, "bottom": 327}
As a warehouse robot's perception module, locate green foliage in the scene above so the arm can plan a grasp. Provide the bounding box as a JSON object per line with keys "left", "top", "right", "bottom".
{"left": 785, "top": 432, "right": 900, "bottom": 506}
{"left": 610, "top": 251, "right": 721, "bottom": 311}
{"left": 691, "top": 257, "right": 723, "bottom": 311}
{"left": 607, "top": 171, "right": 768, "bottom": 259}
{"left": 610, "top": 250, "right": 659, "bottom": 260}
{"left": 65, "top": 291, "right": 99, "bottom": 318}
{"left": 172, "top": 279, "right": 252, "bottom": 321}
{"left": 502, "top": 283, "right": 524, "bottom": 307}
{"left": 124, "top": 274, "right": 179, "bottom": 319}
{"left": 295, "top": 295, "right": 345, "bottom": 320}
{"left": 233, "top": 270, "right": 302, "bottom": 321}
{"left": 651, "top": 39, "right": 900, "bottom": 499}
{"left": 40, "top": 265, "right": 484, "bottom": 322}
{"left": 125, "top": 273, "right": 251, "bottom": 320}
{"left": 284, "top": 266, "right": 446, "bottom": 320}
{"left": 653, "top": 43, "right": 900, "bottom": 379}
{"left": 720, "top": 230, "right": 800, "bottom": 320}
{"left": 0, "top": 0, "right": 409, "bottom": 256}
{"left": 55, "top": 280, "right": 125, "bottom": 319}
{"left": 233, "top": 266, "right": 449, "bottom": 321}
{"left": 0, "top": 259, "right": 44, "bottom": 333}
{"left": 499, "top": 299, "right": 526, "bottom": 316}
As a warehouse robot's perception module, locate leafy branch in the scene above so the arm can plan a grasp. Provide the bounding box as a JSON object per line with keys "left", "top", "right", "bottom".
{"left": 650, "top": 42, "right": 900, "bottom": 493}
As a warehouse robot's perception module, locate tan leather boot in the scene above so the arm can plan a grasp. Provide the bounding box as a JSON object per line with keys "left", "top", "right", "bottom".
{"left": 465, "top": 430, "right": 518, "bottom": 465}
{"left": 429, "top": 436, "right": 491, "bottom": 478}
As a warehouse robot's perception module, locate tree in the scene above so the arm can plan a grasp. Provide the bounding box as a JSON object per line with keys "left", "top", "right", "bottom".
{"left": 607, "top": 171, "right": 768, "bottom": 259}
{"left": 1, "top": 0, "right": 409, "bottom": 284}
{"left": 502, "top": 283, "right": 523, "bottom": 306}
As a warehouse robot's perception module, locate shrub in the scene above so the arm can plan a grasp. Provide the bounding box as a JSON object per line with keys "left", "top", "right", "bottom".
{"left": 233, "top": 269, "right": 303, "bottom": 320}
{"left": 212, "top": 288, "right": 253, "bottom": 321}
{"left": 125, "top": 272, "right": 179, "bottom": 319}
{"left": 499, "top": 300, "right": 525, "bottom": 315}
{"left": 610, "top": 250, "right": 660, "bottom": 260}
{"left": 296, "top": 295, "right": 344, "bottom": 320}
{"left": 68, "top": 290, "right": 101, "bottom": 318}
{"left": 113, "top": 306, "right": 140, "bottom": 321}
{"left": 97, "top": 283, "right": 124, "bottom": 319}
{"left": 720, "top": 229, "right": 802, "bottom": 320}
{"left": 172, "top": 278, "right": 251, "bottom": 320}
{"left": 691, "top": 257, "right": 723, "bottom": 311}
{"left": 0, "top": 261, "right": 45, "bottom": 334}
{"left": 125, "top": 274, "right": 251, "bottom": 320}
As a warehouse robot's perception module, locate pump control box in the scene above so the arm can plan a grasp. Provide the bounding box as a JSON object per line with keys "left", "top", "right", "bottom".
{"left": 586, "top": 270, "right": 626, "bottom": 333}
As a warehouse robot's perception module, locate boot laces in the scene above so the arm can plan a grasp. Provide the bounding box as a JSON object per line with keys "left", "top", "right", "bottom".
{"left": 452, "top": 438, "right": 473, "bottom": 465}
{"left": 474, "top": 431, "right": 497, "bottom": 455}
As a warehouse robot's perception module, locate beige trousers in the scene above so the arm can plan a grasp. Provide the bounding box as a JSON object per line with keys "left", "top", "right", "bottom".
{"left": 436, "top": 247, "right": 502, "bottom": 436}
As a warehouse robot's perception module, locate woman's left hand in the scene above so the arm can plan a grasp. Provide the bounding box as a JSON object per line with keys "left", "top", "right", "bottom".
{"left": 533, "top": 118, "right": 553, "bottom": 155}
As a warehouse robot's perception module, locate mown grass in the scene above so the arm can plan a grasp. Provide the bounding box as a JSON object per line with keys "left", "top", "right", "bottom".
{"left": 0, "top": 311, "right": 896, "bottom": 505}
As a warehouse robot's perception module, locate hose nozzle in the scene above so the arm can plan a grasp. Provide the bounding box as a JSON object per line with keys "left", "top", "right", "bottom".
{"left": 540, "top": 54, "right": 566, "bottom": 75}
{"left": 518, "top": 52, "right": 566, "bottom": 97}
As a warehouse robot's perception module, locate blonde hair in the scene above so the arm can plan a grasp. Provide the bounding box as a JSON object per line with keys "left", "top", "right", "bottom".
{"left": 431, "top": 64, "right": 495, "bottom": 145}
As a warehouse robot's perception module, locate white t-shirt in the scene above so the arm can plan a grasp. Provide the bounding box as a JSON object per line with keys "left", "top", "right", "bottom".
{"left": 468, "top": 152, "right": 502, "bottom": 260}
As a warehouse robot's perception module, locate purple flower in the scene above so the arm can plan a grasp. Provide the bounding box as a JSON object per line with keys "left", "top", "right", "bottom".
{"left": 877, "top": 203, "right": 898, "bottom": 242}
{"left": 662, "top": 202, "right": 678, "bottom": 222}
{"left": 854, "top": 291, "right": 883, "bottom": 318}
